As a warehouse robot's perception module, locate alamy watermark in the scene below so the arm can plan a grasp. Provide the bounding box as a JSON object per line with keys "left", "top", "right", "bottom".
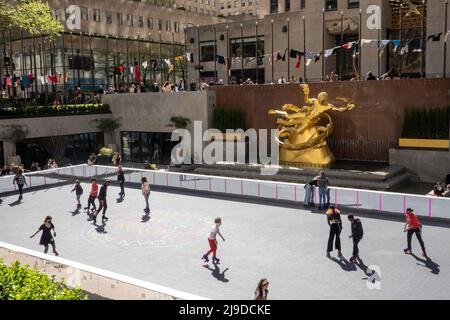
{"left": 65, "top": 5, "right": 81, "bottom": 31}
{"left": 170, "top": 121, "right": 280, "bottom": 176}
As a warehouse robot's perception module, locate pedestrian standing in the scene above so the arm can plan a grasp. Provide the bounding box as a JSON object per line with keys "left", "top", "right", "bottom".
{"left": 326, "top": 206, "right": 343, "bottom": 258}
{"left": 348, "top": 215, "right": 364, "bottom": 263}
{"left": 117, "top": 166, "right": 125, "bottom": 197}
{"left": 253, "top": 278, "right": 269, "bottom": 300}
{"left": 93, "top": 180, "right": 110, "bottom": 224}
{"left": 141, "top": 177, "right": 150, "bottom": 213}
{"left": 85, "top": 178, "right": 98, "bottom": 214}
{"left": 304, "top": 177, "right": 317, "bottom": 207}
{"left": 403, "top": 208, "right": 427, "bottom": 257}
{"left": 317, "top": 171, "right": 329, "bottom": 210}
{"left": 70, "top": 180, "right": 83, "bottom": 209}
{"left": 30, "top": 216, "right": 59, "bottom": 256}
{"left": 13, "top": 169, "right": 27, "bottom": 200}
{"left": 202, "top": 217, "right": 225, "bottom": 264}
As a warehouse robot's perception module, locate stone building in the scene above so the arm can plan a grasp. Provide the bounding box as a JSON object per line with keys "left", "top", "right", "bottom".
{"left": 185, "top": 0, "right": 449, "bottom": 84}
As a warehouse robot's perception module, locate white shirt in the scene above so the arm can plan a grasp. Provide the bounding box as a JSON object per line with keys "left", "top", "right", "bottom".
{"left": 142, "top": 182, "right": 150, "bottom": 195}
{"left": 209, "top": 224, "right": 220, "bottom": 240}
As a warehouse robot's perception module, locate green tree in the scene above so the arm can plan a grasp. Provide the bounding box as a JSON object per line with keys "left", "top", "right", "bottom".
{"left": 0, "top": 0, "right": 63, "bottom": 37}
{"left": 0, "top": 260, "right": 87, "bottom": 300}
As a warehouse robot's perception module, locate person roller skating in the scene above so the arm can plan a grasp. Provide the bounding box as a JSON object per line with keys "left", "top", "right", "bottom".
{"left": 202, "top": 217, "right": 225, "bottom": 264}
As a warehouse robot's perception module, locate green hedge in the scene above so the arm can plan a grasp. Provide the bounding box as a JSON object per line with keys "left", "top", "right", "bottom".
{"left": 402, "top": 106, "right": 450, "bottom": 139}
{"left": 0, "top": 260, "right": 87, "bottom": 300}
{"left": 0, "top": 104, "right": 110, "bottom": 117}
{"left": 213, "top": 108, "right": 245, "bottom": 132}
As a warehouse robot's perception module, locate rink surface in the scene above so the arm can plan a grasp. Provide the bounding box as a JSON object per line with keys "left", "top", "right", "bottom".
{"left": 0, "top": 183, "right": 449, "bottom": 300}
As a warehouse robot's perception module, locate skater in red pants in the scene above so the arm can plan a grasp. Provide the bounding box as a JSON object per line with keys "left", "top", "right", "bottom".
{"left": 202, "top": 217, "right": 225, "bottom": 264}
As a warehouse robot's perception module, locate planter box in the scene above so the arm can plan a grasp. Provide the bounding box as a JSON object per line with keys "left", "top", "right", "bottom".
{"left": 399, "top": 138, "right": 449, "bottom": 149}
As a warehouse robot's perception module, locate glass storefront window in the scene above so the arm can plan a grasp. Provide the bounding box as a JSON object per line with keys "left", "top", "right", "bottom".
{"left": 16, "top": 133, "right": 104, "bottom": 169}
{"left": 121, "top": 131, "right": 175, "bottom": 164}
{"left": 230, "top": 36, "right": 264, "bottom": 58}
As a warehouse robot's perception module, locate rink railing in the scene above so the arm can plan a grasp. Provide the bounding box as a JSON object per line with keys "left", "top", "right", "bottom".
{"left": 1, "top": 164, "right": 449, "bottom": 219}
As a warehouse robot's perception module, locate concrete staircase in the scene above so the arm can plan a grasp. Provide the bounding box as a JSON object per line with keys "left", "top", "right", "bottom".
{"left": 190, "top": 163, "right": 411, "bottom": 191}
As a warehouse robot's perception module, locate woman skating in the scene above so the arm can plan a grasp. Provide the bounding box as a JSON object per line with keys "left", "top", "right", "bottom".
{"left": 326, "top": 206, "right": 343, "bottom": 258}
{"left": 30, "top": 216, "right": 59, "bottom": 256}
{"left": 253, "top": 278, "right": 269, "bottom": 300}
{"left": 13, "top": 169, "right": 27, "bottom": 200}
{"left": 141, "top": 177, "right": 150, "bottom": 213}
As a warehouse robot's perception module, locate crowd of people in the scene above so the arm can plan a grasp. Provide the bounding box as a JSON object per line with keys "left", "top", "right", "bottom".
{"left": 432, "top": 175, "right": 450, "bottom": 197}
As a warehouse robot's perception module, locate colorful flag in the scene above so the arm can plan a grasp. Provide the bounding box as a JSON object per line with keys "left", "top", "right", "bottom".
{"left": 427, "top": 32, "right": 443, "bottom": 42}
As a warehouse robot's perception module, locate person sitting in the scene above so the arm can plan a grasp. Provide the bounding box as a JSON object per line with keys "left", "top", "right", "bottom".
{"left": 433, "top": 182, "right": 445, "bottom": 197}
{"left": 366, "top": 71, "right": 378, "bottom": 80}
{"left": 87, "top": 153, "right": 97, "bottom": 166}
{"left": 1, "top": 165, "right": 11, "bottom": 176}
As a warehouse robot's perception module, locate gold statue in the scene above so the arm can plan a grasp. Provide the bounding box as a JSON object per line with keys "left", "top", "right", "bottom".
{"left": 268, "top": 84, "right": 355, "bottom": 168}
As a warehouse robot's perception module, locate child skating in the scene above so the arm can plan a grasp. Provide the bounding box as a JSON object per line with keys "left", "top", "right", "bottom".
{"left": 70, "top": 180, "right": 83, "bottom": 210}
{"left": 84, "top": 178, "right": 98, "bottom": 215}
{"left": 202, "top": 217, "right": 225, "bottom": 264}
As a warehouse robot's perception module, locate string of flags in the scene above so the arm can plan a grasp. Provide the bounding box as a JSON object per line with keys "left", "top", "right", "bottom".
{"left": 126, "top": 30, "right": 450, "bottom": 74}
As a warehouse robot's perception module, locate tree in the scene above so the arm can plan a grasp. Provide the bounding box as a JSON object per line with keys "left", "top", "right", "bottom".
{"left": 0, "top": 0, "right": 63, "bottom": 38}
{"left": 90, "top": 117, "right": 122, "bottom": 145}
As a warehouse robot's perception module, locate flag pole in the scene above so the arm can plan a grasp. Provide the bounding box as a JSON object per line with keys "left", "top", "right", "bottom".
{"left": 444, "top": 0, "right": 448, "bottom": 78}
{"left": 149, "top": 33, "right": 152, "bottom": 86}
{"left": 322, "top": 8, "right": 325, "bottom": 81}
{"left": 255, "top": 21, "right": 259, "bottom": 84}
{"left": 399, "top": 4, "right": 403, "bottom": 78}
{"left": 271, "top": 19, "right": 274, "bottom": 83}
{"left": 359, "top": 8, "right": 362, "bottom": 80}
{"left": 115, "top": 35, "right": 119, "bottom": 89}
{"left": 196, "top": 25, "right": 200, "bottom": 83}
{"left": 421, "top": 0, "right": 425, "bottom": 78}
{"left": 340, "top": 11, "right": 344, "bottom": 80}
{"left": 79, "top": 32, "right": 84, "bottom": 89}
{"left": 240, "top": 23, "right": 244, "bottom": 84}
{"left": 213, "top": 26, "right": 217, "bottom": 83}
{"left": 89, "top": 34, "right": 95, "bottom": 91}
{"left": 287, "top": 17, "right": 290, "bottom": 81}
{"left": 303, "top": 15, "right": 306, "bottom": 82}
{"left": 105, "top": 35, "right": 109, "bottom": 89}
{"left": 172, "top": 31, "right": 176, "bottom": 84}
{"left": 378, "top": 6, "right": 381, "bottom": 78}
{"left": 226, "top": 25, "right": 230, "bottom": 84}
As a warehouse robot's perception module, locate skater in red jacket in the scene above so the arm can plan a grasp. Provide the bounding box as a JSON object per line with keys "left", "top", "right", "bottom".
{"left": 403, "top": 208, "right": 427, "bottom": 257}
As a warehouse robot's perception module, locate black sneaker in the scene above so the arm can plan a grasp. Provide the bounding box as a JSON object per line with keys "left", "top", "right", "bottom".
{"left": 102, "top": 215, "right": 109, "bottom": 221}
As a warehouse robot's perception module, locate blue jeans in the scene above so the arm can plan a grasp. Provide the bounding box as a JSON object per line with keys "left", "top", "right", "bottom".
{"left": 319, "top": 187, "right": 327, "bottom": 209}
{"left": 304, "top": 184, "right": 312, "bottom": 206}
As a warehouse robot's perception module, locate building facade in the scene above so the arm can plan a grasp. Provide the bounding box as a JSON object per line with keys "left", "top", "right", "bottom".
{"left": 0, "top": 0, "right": 227, "bottom": 97}
{"left": 186, "top": 0, "right": 449, "bottom": 84}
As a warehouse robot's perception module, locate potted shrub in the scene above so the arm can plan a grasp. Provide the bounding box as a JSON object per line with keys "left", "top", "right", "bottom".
{"left": 96, "top": 147, "right": 113, "bottom": 165}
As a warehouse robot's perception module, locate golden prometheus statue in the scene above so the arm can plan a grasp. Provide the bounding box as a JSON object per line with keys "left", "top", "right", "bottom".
{"left": 268, "top": 84, "right": 355, "bottom": 168}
